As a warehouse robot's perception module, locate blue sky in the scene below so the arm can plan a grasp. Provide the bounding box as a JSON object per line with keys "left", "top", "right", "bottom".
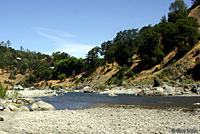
{"left": 0, "top": 0, "right": 192, "bottom": 58}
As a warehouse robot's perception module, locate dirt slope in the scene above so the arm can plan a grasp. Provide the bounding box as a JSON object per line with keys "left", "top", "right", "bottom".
{"left": 0, "top": 69, "right": 26, "bottom": 88}
{"left": 189, "top": 5, "right": 200, "bottom": 24}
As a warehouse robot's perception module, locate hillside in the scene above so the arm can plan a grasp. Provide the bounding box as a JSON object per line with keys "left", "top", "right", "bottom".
{"left": 57, "top": 4, "right": 200, "bottom": 88}
{"left": 60, "top": 41, "right": 199, "bottom": 87}
{"left": 0, "top": 1, "right": 200, "bottom": 89}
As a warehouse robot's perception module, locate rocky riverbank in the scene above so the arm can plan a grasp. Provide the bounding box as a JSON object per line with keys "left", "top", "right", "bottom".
{"left": 0, "top": 107, "right": 199, "bottom": 134}
{"left": 70, "top": 83, "right": 200, "bottom": 96}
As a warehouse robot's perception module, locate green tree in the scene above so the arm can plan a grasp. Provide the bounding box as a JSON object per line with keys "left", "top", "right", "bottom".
{"left": 52, "top": 51, "right": 70, "bottom": 62}
{"left": 174, "top": 17, "right": 199, "bottom": 56}
{"left": 54, "top": 57, "right": 84, "bottom": 78}
{"left": 6, "top": 40, "right": 11, "bottom": 48}
{"left": 113, "top": 29, "right": 139, "bottom": 66}
{"left": 100, "top": 41, "right": 112, "bottom": 56}
{"left": 138, "top": 25, "right": 165, "bottom": 69}
{"left": 169, "top": 0, "right": 187, "bottom": 12}
{"left": 33, "top": 61, "right": 53, "bottom": 81}
{"left": 168, "top": 0, "right": 187, "bottom": 23}
{"left": 155, "top": 22, "right": 178, "bottom": 54}
{"left": 86, "top": 46, "right": 101, "bottom": 69}
{"left": 104, "top": 44, "right": 116, "bottom": 63}
{"left": 160, "top": 15, "right": 167, "bottom": 24}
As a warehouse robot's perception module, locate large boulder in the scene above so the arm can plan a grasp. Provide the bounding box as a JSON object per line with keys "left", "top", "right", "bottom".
{"left": 52, "top": 92, "right": 58, "bottom": 96}
{"left": 163, "top": 85, "right": 176, "bottom": 95}
{"left": 152, "top": 87, "right": 167, "bottom": 96}
{"left": 83, "top": 86, "right": 94, "bottom": 93}
{"left": 138, "top": 87, "right": 167, "bottom": 96}
{"left": 30, "top": 101, "right": 55, "bottom": 111}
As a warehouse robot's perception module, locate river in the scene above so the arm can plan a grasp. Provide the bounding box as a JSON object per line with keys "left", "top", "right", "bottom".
{"left": 36, "top": 92, "right": 200, "bottom": 110}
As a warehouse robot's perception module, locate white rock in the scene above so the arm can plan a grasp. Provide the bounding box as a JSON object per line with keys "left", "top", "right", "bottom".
{"left": 0, "top": 106, "right": 4, "bottom": 111}
{"left": 8, "top": 105, "right": 18, "bottom": 111}
{"left": 30, "top": 101, "right": 55, "bottom": 111}
{"left": 52, "top": 92, "right": 58, "bottom": 96}
{"left": 163, "top": 85, "right": 176, "bottom": 95}
{"left": 193, "top": 103, "right": 200, "bottom": 105}
{"left": 154, "top": 87, "right": 164, "bottom": 92}
{"left": 30, "top": 103, "right": 39, "bottom": 111}
{"left": 108, "top": 93, "right": 117, "bottom": 96}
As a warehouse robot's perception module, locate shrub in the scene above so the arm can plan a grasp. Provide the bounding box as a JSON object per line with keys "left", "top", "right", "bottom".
{"left": 9, "top": 74, "right": 16, "bottom": 80}
{"left": 126, "top": 71, "right": 134, "bottom": 78}
{"left": 49, "top": 83, "right": 52, "bottom": 88}
{"left": 75, "top": 77, "right": 86, "bottom": 84}
{"left": 159, "top": 70, "right": 169, "bottom": 79}
{"left": 45, "top": 81, "right": 48, "bottom": 86}
{"left": 0, "top": 83, "right": 8, "bottom": 98}
{"left": 98, "top": 85, "right": 107, "bottom": 90}
{"left": 58, "top": 73, "right": 66, "bottom": 81}
{"left": 26, "top": 75, "right": 37, "bottom": 84}
{"left": 4, "top": 80, "right": 14, "bottom": 86}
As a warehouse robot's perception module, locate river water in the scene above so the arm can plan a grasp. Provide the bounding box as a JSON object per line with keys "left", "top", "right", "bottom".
{"left": 37, "top": 92, "right": 200, "bottom": 110}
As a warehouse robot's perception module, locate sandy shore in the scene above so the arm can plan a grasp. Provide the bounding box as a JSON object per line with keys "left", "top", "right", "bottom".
{"left": 0, "top": 108, "right": 199, "bottom": 134}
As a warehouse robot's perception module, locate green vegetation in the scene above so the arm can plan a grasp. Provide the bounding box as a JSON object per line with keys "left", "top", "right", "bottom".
{"left": 107, "top": 66, "right": 127, "bottom": 85}
{"left": 0, "top": 83, "right": 8, "bottom": 98}
{"left": 58, "top": 73, "right": 66, "bottom": 81}
{"left": 4, "top": 80, "right": 14, "bottom": 86}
